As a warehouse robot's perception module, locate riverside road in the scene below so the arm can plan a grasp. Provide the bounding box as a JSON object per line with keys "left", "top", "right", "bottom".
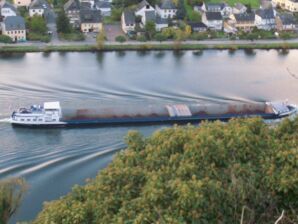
{"left": 0, "top": 38, "right": 298, "bottom": 49}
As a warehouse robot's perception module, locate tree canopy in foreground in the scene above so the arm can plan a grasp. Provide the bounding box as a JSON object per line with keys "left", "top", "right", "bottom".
{"left": 34, "top": 118, "right": 298, "bottom": 224}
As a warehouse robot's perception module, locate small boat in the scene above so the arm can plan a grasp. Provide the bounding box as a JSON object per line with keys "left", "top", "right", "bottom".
{"left": 10, "top": 101, "right": 297, "bottom": 128}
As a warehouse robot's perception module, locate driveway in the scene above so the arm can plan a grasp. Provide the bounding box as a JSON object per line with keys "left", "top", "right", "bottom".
{"left": 104, "top": 24, "right": 124, "bottom": 41}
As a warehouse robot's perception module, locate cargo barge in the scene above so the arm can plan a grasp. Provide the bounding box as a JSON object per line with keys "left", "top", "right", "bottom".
{"left": 10, "top": 101, "right": 297, "bottom": 127}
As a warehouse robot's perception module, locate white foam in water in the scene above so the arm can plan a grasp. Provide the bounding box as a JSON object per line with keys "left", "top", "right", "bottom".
{"left": 0, "top": 118, "right": 11, "bottom": 123}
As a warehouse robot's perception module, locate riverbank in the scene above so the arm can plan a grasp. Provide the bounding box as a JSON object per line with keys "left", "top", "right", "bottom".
{"left": 0, "top": 41, "right": 298, "bottom": 53}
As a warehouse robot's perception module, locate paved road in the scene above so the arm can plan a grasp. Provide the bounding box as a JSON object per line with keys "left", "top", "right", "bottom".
{"left": 0, "top": 38, "right": 297, "bottom": 48}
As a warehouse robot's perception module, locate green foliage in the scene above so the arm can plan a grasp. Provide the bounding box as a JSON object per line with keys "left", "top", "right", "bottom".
{"left": 56, "top": 10, "right": 72, "bottom": 34}
{"left": 18, "top": 6, "right": 28, "bottom": 18}
{"left": 279, "top": 31, "right": 297, "bottom": 40}
{"left": 27, "top": 33, "right": 51, "bottom": 42}
{"left": 238, "top": 28, "right": 276, "bottom": 40}
{"left": 0, "top": 35, "right": 12, "bottom": 43}
{"left": 145, "top": 21, "right": 156, "bottom": 40}
{"left": 59, "top": 32, "right": 85, "bottom": 41}
{"left": 96, "top": 29, "right": 106, "bottom": 49}
{"left": 0, "top": 178, "right": 27, "bottom": 224}
{"left": 190, "top": 32, "right": 209, "bottom": 40}
{"left": 115, "top": 35, "right": 126, "bottom": 42}
{"left": 111, "top": 8, "right": 123, "bottom": 21}
{"left": 26, "top": 15, "right": 48, "bottom": 34}
{"left": 184, "top": 0, "right": 201, "bottom": 21}
{"left": 136, "top": 35, "right": 147, "bottom": 42}
{"left": 34, "top": 118, "right": 298, "bottom": 224}
{"left": 207, "top": 0, "right": 259, "bottom": 9}
{"left": 161, "top": 27, "right": 177, "bottom": 39}
{"left": 176, "top": 0, "right": 187, "bottom": 19}
{"left": 154, "top": 32, "right": 168, "bottom": 41}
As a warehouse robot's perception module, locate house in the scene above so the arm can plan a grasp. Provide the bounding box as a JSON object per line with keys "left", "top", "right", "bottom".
{"left": 0, "top": 2, "right": 17, "bottom": 18}
{"left": 260, "top": 0, "right": 273, "bottom": 9}
{"left": 273, "top": 0, "right": 298, "bottom": 12}
{"left": 64, "top": 0, "right": 81, "bottom": 28}
{"left": 135, "top": 0, "right": 155, "bottom": 18}
{"left": 1, "top": 16, "right": 26, "bottom": 42}
{"left": 232, "top": 3, "right": 247, "bottom": 14}
{"left": 155, "top": 15, "right": 168, "bottom": 31}
{"left": 139, "top": 10, "right": 168, "bottom": 31}
{"left": 79, "top": 0, "right": 95, "bottom": 8}
{"left": 187, "top": 21, "right": 207, "bottom": 32}
{"left": 29, "top": 0, "right": 46, "bottom": 17}
{"left": 276, "top": 13, "right": 297, "bottom": 30}
{"left": 202, "top": 11, "right": 223, "bottom": 30}
{"left": 255, "top": 8, "right": 276, "bottom": 30}
{"left": 80, "top": 9, "right": 102, "bottom": 32}
{"left": 203, "top": 2, "right": 232, "bottom": 17}
{"left": 230, "top": 12, "right": 255, "bottom": 31}
{"left": 13, "top": 0, "right": 32, "bottom": 7}
{"left": 155, "top": 0, "right": 177, "bottom": 19}
{"left": 121, "top": 9, "right": 135, "bottom": 33}
{"left": 193, "top": 2, "right": 204, "bottom": 12}
{"left": 95, "top": 1, "right": 111, "bottom": 16}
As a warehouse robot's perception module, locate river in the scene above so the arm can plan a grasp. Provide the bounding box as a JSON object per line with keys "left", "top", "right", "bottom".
{"left": 0, "top": 50, "right": 298, "bottom": 223}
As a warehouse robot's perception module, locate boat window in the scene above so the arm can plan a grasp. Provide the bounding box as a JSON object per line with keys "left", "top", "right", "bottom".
{"left": 38, "top": 119, "right": 42, "bottom": 121}
{"left": 20, "top": 119, "right": 24, "bottom": 121}
{"left": 27, "top": 119, "right": 31, "bottom": 121}
{"left": 33, "top": 119, "right": 37, "bottom": 121}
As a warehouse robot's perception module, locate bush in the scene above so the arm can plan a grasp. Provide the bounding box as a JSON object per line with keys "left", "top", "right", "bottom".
{"left": 0, "top": 35, "right": 12, "bottom": 43}
{"left": 59, "top": 32, "right": 85, "bottom": 41}
{"left": 154, "top": 33, "right": 168, "bottom": 41}
{"left": 115, "top": 35, "right": 126, "bottom": 43}
{"left": 279, "top": 31, "right": 296, "bottom": 40}
{"left": 136, "top": 35, "right": 147, "bottom": 42}
{"left": 27, "top": 33, "right": 51, "bottom": 42}
{"left": 111, "top": 8, "right": 122, "bottom": 21}
{"left": 34, "top": 118, "right": 298, "bottom": 224}
{"left": 0, "top": 178, "right": 27, "bottom": 224}
{"left": 190, "top": 32, "right": 209, "bottom": 40}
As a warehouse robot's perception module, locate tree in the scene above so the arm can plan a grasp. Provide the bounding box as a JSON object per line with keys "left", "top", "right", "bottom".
{"left": 145, "top": 21, "right": 156, "bottom": 40}
{"left": 176, "top": 0, "right": 186, "bottom": 20}
{"left": 96, "top": 28, "right": 106, "bottom": 49}
{"left": 184, "top": 25, "right": 192, "bottom": 37}
{"left": 27, "top": 15, "right": 47, "bottom": 34}
{"left": 56, "top": 10, "right": 72, "bottom": 33}
{"left": 0, "top": 178, "right": 27, "bottom": 224}
{"left": 34, "top": 117, "right": 298, "bottom": 224}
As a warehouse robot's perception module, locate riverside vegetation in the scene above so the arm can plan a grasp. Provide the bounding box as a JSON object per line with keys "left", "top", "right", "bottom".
{"left": 30, "top": 117, "right": 298, "bottom": 224}
{"left": 0, "top": 178, "right": 27, "bottom": 224}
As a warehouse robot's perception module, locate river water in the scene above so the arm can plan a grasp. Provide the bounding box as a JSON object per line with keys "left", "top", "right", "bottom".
{"left": 0, "top": 50, "right": 298, "bottom": 223}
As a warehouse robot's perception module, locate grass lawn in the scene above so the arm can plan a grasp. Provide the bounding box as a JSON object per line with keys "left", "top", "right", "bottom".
{"left": 207, "top": 0, "right": 260, "bottom": 9}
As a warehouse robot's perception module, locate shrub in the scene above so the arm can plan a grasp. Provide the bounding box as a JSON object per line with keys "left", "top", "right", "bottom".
{"left": 154, "top": 33, "right": 167, "bottom": 42}
{"left": 59, "top": 32, "right": 85, "bottom": 41}
{"left": 0, "top": 35, "right": 12, "bottom": 43}
{"left": 27, "top": 33, "right": 51, "bottom": 42}
{"left": 115, "top": 35, "right": 126, "bottom": 43}
{"left": 0, "top": 178, "right": 27, "bottom": 224}
{"left": 136, "top": 35, "right": 147, "bottom": 42}
{"left": 34, "top": 118, "right": 298, "bottom": 224}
